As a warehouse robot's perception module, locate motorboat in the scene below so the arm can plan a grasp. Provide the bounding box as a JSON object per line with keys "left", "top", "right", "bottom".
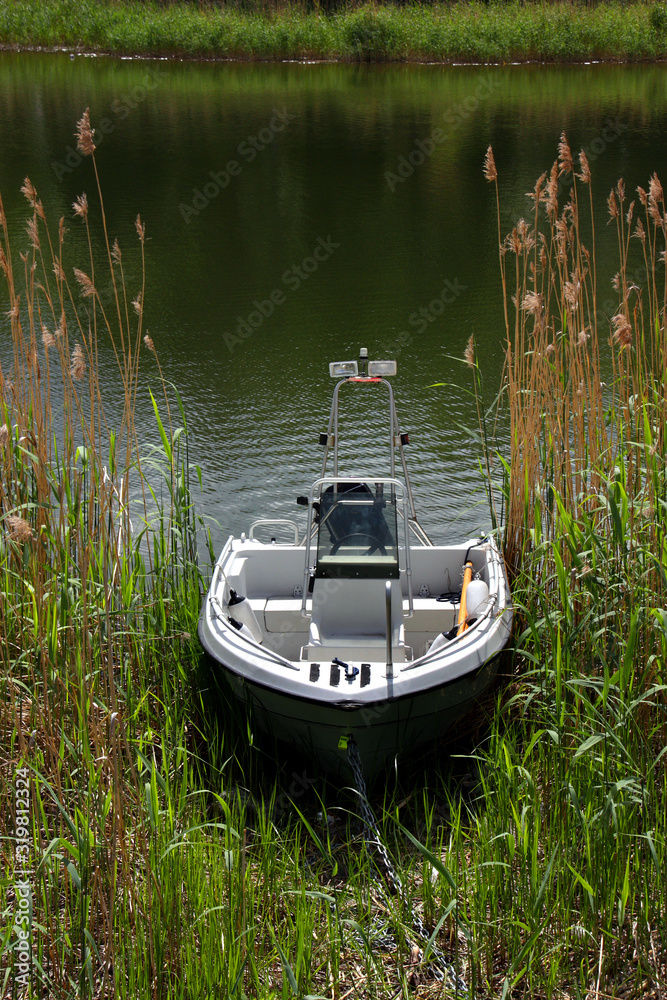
{"left": 198, "top": 350, "right": 512, "bottom": 779}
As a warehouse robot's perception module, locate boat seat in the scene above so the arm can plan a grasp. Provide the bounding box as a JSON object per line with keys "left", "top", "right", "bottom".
{"left": 264, "top": 598, "right": 309, "bottom": 634}
{"left": 306, "top": 578, "right": 405, "bottom": 662}
{"left": 404, "top": 598, "right": 457, "bottom": 634}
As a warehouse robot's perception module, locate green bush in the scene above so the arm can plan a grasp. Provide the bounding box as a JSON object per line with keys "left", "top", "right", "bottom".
{"left": 650, "top": 1, "right": 667, "bottom": 32}
{"left": 341, "top": 8, "right": 401, "bottom": 58}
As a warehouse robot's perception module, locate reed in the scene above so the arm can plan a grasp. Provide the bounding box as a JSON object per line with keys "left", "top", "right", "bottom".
{"left": 0, "top": 108, "right": 204, "bottom": 997}
{"left": 480, "top": 136, "right": 667, "bottom": 996}
{"left": 3, "top": 117, "right": 666, "bottom": 999}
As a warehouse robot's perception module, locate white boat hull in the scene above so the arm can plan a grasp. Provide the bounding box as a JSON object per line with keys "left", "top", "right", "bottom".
{"left": 198, "top": 533, "right": 512, "bottom": 779}
{"left": 200, "top": 644, "right": 502, "bottom": 778}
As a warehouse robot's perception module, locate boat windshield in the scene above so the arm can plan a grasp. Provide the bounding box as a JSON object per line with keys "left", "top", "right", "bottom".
{"left": 315, "top": 484, "right": 400, "bottom": 579}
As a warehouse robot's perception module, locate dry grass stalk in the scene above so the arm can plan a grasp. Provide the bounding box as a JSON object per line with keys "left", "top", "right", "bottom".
{"left": 73, "top": 266, "right": 96, "bottom": 298}
{"left": 73, "top": 192, "right": 89, "bottom": 220}
{"left": 0, "top": 107, "right": 184, "bottom": 996}
{"left": 464, "top": 334, "right": 475, "bottom": 369}
{"left": 490, "top": 140, "right": 667, "bottom": 599}
{"left": 76, "top": 107, "right": 96, "bottom": 157}
{"left": 41, "top": 325, "right": 56, "bottom": 349}
{"left": 20, "top": 176, "right": 37, "bottom": 207}
{"left": 5, "top": 515, "right": 34, "bottom": 542}
{"left": 483, "top": 145, "right": 497, "bottom": 183}
{"left": 558, "top": 131, "right": 573, "bottom": 176}
{"left": 70, "top": 342, "right": 86, "bottom": 380}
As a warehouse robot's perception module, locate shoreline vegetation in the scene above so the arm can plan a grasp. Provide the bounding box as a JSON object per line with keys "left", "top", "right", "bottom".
{"left": 0, "top": 0, "right": 667, "bottom": 64}
{"left": 0, "top": 113, "right": 665, "bottom": 995}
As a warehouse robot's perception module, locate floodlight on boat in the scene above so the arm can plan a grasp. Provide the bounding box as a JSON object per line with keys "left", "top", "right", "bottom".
{"left": 367, "top": 359, "right": 397, "bottom": 377}
{"left": 329, "top": 360, "right": 358, "bottom": 378}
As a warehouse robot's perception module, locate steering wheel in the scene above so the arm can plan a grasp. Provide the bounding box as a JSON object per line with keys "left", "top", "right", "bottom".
{"left": 330, "top": 532, "right": 388, "bottom": 557}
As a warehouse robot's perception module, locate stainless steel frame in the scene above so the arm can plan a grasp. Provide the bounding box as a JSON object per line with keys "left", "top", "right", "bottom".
{"left": 320, "top": 376, "right": 432, "bottom": 547}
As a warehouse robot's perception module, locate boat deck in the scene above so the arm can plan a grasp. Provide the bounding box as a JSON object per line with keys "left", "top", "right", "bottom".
{"left": 220, "top": 538, "right": 490, "bottom": 663}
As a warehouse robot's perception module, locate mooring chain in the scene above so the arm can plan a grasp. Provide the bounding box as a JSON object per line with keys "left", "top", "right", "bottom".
{"left": 347, "top": 741, "right": 469, "bottom": 996}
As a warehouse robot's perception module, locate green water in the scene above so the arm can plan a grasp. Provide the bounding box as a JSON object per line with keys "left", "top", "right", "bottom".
{"left": 1, "top": 53, "right": 666, "bottom": 548}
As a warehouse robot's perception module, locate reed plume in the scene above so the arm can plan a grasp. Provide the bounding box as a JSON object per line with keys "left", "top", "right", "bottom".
{"left": 490, "top": 140, "right": 666, "bottom": 578}
{"left": 485, "top": 143, "right": 667, "bottom": 999}
{"left": 0, "top": 108, "right": 198, "bottom": 999}
{"left": 76, "top": 106, "right": 96, "bottom": 156}
{"left": 490, "top": 140, "right": 667, "bottom": 776}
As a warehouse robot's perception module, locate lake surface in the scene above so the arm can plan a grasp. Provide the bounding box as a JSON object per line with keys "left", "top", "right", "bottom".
{"left": 0, "top": 53, "right": 665, "bottom": 554}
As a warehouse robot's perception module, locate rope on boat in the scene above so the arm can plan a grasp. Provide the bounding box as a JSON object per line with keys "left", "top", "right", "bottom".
{"left": 347, "top": 740, "right": 469, "bottom": 996}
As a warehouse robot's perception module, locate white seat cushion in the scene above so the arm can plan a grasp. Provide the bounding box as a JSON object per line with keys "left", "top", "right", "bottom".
{"left": 306, "top": 578, "right": 405, "bottom": 661}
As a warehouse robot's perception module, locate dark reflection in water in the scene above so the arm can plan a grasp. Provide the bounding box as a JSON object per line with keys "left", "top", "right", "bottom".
{"left": 0, "top": 54, "right": 666, "bottom": 552}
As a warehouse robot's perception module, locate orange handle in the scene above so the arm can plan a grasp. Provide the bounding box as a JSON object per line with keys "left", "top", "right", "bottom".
{"left": 457, "top": 561, "right": 473, "bottom": 636}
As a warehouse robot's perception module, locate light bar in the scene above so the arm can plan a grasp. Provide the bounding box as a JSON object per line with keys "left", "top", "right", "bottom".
{"left": 329, "top": 360, "right": 358, "bottom": 378}
{"left": 367, "top": 359, "right": 397, "bottom": 377}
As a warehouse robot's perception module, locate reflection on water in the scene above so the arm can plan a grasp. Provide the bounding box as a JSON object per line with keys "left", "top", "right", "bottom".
{"left": 0, "top": 54, "right": 666, "bottom": 553}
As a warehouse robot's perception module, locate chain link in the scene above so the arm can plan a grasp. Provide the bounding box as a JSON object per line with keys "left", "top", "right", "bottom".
{"left": 347, "top": 740, "right": 469, "bottom": 996}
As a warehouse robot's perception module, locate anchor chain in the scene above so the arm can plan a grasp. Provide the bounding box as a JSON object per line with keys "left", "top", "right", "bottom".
{"left": 347, "top": 740, "right": 469, "bottom": 996}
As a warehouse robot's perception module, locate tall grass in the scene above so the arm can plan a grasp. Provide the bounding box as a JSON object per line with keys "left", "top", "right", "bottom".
{"left": 0, "top": 109, "right": 205, "bottom": 997}
{"left": 3, "top": 116, "right": 666, "bottom": 998}
{"left": 0, "top": 0, "right": 666, "bottom": 63}
{"left": 0, "top": 107, "right": 475, "bottom": 1000}
{"left": 481, "top": 137, "right": 667, "bottom": 995}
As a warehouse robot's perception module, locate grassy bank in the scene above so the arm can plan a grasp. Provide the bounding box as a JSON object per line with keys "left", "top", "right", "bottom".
{"left": 1, "top": 0, "right": 667, "bottom": 63}
{"left": 1, "top": 116, "right": 666, "bottom": 998}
